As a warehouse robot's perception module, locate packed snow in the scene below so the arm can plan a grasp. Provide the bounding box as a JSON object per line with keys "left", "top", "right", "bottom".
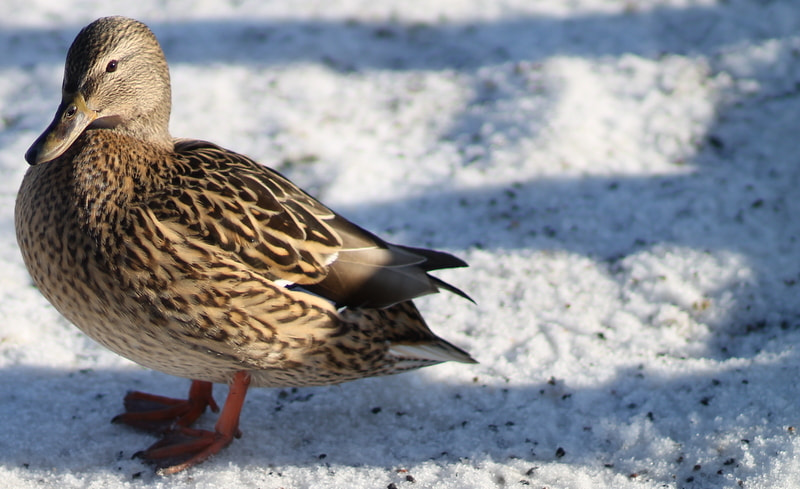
{"left": 1, "top": 1, "right": 799, "bottom": 488}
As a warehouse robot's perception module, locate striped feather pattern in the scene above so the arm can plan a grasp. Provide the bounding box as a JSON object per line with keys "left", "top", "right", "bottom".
{"left": 15, "top": 15, "right": 475, "bottom": 392}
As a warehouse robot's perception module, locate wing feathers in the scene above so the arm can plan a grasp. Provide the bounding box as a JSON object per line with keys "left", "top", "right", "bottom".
{"left": 157, "top": 139, "right": 469, "bottom": 309}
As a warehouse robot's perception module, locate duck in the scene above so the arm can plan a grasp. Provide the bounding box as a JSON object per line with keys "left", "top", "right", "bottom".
{"left": 15, "top": 16, "right": 475, "bottom": 475}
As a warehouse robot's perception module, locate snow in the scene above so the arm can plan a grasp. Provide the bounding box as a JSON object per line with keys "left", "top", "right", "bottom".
{"left": 1, "top": 0, "right": 800, "bottom": 487}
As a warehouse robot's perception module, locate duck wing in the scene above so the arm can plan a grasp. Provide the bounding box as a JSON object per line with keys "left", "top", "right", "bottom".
{"left": 148, "top": 139, "right": 469, "bottom": 309}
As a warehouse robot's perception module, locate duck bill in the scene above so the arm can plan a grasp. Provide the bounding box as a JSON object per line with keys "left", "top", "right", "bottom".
{"left": 25, "top": 92, "right": 97, "bottom": 166}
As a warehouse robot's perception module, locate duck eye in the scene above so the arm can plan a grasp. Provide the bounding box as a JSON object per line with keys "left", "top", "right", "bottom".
{"left": 106, "top": 60, "right": 118, "bottom": 72}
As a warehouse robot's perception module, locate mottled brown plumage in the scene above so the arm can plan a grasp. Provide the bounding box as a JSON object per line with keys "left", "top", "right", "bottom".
{"left": 15, "top": 16, "right": 474, "bottom": 474}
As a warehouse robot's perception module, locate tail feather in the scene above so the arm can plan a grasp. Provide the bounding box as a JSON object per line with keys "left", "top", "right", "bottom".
{"left": 430, "top": 276, "right": 474, "bottom": 304}
{"left": 388, "top": 341, "right": 477, "bottom": 366}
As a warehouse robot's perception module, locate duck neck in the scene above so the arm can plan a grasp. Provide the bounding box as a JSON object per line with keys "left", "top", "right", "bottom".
{"left": 93, "top": 104, "right": 174, "bottom": 154}
{"left": 70, "top": 129, "right": 169, "bottom": 249}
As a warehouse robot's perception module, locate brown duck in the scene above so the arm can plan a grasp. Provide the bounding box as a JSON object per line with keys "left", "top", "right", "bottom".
{"left": 15, "top": 16, "right": 475, "bottom": 474}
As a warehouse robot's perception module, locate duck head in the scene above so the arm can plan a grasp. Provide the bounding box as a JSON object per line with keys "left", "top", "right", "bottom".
{"left": 26, "top": 16, "right": 172, "bottom": 165}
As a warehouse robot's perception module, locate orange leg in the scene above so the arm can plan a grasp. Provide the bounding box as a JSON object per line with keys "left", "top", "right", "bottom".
{"left": 113, "top": 379, "right": 219, "bottom": 433}
{"left": 134, "top": 371, "right": 252, "bottom": 475}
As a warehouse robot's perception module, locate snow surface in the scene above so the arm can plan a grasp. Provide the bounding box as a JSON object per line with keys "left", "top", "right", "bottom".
{"left": 1, "top": 0, "right": 800, "bottom": 487}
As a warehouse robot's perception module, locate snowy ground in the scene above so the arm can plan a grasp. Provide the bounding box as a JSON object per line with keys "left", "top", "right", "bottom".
{"left": 1, "top": 1, "right": 800, "bottom": 488}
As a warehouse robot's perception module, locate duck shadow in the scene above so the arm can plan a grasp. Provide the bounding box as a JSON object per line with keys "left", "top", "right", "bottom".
{"left": 0, "top": 356, "right": 797, "bottom": 486}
